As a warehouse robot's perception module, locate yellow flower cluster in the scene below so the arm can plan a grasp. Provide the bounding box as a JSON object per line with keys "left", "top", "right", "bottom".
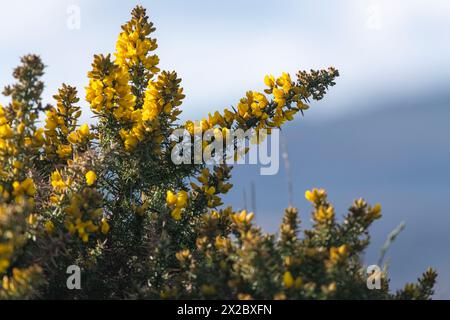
{"left": 190, "top": 168, "right": 230, "bottom": 208}
{"left": 49, "top": 168, "right": 108, "bottom": 242}
{"left": 305, "top": 188, "right": 327, "bottom": 205}
{"left": 86, "top": 55, "right": 136, "bottom": 122}
{"left": 175, "top": 249, "right": 191, "bottom": 263}
{"left": 283, "top": 271, "right": 302, "bottom": 289}
{"left": 50, "top": 170, "right": 71, "bottom": 193}
{"left": 0, "top": 104, "right": 43, "bottom": 184}
{"left": 142, "top": 71, "right": 185, "bottom": 122}
{"left": 85, "top": 6, "right": 183, "bottom": 153}
{"left": 0, "top": 201, "right": 38, "bottom": 295}
{"left": 166, "top": 190, "right": 188, "bottom": 220}
{"left": 231, "top": 210, "right": 254, "bottom": 225}
{"left": 0, "top": 265, "right": 42, "bottom": 299}
{"left": 314, "top": 205, "right": 334, "bottom": 223}
{"left": 181, "top": 73, "right": 310, "bottom": 162}
{"left": 305, "top": 188, "right": 336, "bottom": 224}
{"left": 85, "top": 171, "right": 97, "bottom": 186}
{"left": 352, "top": 198, "right": 383, "bottom": 224}
{"left": 369, "top": 203, "right": 382, "bottom": 220}
{"left": 11, "top": 178, "right": 36, "bottom": 206}
{"left": 0, "top": 243, "right": 13, "bottom": 274}
{"left": 118, "top": 71, "right": 185, "bottom": 151}
{"left": 44, "top": 220, "right": 54, "bottom": 235}
{"left": 0, "top": 106, "right": 13, "bottom": 140}
{"left": 200, "top": 72, "right": 309, "bottom": 135}
{"left": 67, "top": 124, "right": 90, "bottom": 144}
{"left": 0, "top": 205, "right": 15, "bottom": 274}
{"left": 86, "top": 55, "right": 183, "bottom": 153}
{"left": 236, "top": 91, "right": 270, "bottom": 126}
{"left": 115, "top": 5, "right": 159, "bottom": 73}
{"left": 118, "top": 109, "right": 147, "bottom": 151}
{"left": 265, "top": 72, "right": 309, "bottom": 111}
{"left": 63, "top": 192, "right": 107, "bottom": 242}
{"left": 0, "top": 99, "right": 42, "bottom": 295}
{"left": 329, "top": 245, "right": 349, "bottom": 264}
{"left": 0, "top": 104, "right": 37, "bottom": 206}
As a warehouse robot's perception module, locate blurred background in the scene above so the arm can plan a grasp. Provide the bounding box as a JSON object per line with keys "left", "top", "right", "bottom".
{"left": 1, "top": 0, "right": 449, "bottom": 297}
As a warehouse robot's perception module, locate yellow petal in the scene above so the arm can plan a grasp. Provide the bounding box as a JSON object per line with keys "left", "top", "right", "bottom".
{"left": 85, "top": 171, "right": 97, "bottom": 186}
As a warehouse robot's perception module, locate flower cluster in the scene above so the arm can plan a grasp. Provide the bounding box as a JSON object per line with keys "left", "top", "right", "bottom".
{"left": 231, "top": 209, "right": 254, "bottom": 227}
{"left": 48, "top": 159, "right": 108, "bottom": 243}
{"left": 305, "top": 188, "right": 335, "bottom": 224}
{"left": 0, "top": 201, "right": 43, "bottom": 299}
{"left": 86, "top": 55, "right": 136, "bottom": 122}
{"left": 115, "top": 5, "right": 159, "bottom": 74}
{"left": 171, "top": 192, "right": 436, "bottom": 300}
{"left": 119, "top": 71, "right": 185, "bottom": 152}
{"left": 0, "top": 265, "right": 43, "bottom": 299}
{"left": 190, "top": 166, "right": 233, "bottom": 209}
{"left": 0, "top": 106, "right": 39, "bottom": 208}
{"left": 202, "top": 71, "right": 315, "bottom": 135}
{"left": 142, "top": 71, "right": 185, "bottom": 123}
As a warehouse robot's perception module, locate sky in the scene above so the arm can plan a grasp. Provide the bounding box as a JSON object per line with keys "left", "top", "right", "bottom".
{"left": 1, "top": 0, "right": 450, "bottom": 121}
{"left": 1, "top": 0, "right": 450, "bottom": 297}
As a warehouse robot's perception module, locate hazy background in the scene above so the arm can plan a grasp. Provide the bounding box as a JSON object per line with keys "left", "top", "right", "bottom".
{"left": 1, "top": 0, "right": 449, "bottom": 297}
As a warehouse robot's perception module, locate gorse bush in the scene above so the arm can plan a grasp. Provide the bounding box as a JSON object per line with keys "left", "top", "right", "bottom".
{"left": 0, "top": 6, "right": 436, "bottom": 300}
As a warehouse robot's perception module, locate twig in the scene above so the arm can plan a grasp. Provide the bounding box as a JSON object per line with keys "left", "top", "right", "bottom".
{"left": 378, "top": 221, "right": 406, "bottom": 267}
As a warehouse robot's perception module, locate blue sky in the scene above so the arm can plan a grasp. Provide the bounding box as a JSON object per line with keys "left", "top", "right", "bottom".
{"left": 1, "top": 0, "right": 450, "bottom": 297}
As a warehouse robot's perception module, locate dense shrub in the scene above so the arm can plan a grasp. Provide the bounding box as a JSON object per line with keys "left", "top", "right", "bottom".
{"left": 0, "top": 6, "right": 436, "bottom": 299}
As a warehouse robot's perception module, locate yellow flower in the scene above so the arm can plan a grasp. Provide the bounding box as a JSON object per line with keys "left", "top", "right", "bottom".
{"left": 0, "top": 259, "right": 10, "bottom": 274}
{"left": 12, "top": 160, "right": 23, "bottom": 169}
{"left": 330, "top": 245, "right": 349, "bottom": 263}
{"left": 51, "top": 170, "right": 66, "bottom": 191}
{"left": 232, "top": 210, "right": 254, "bottom": 224}
{"left": 305, "top": 188, "right": 326, "bottom": 204}
{"left": 101, "top": 218, "right": 110, "bottom": 234}
{"left": 78, "top": 124, "right": 90, "bottom": 137}
{"left": 294, "top": 277, "right": 303, "bottom": 289}
{"left": 119, "top": 130, "right": 139, "bottom": 151}
{"left": 314, "top": 206, "right": 334, "bottom": 223}
{"left": 175, "top": 249, "right": 190, "bottom": 262}
{"left": 56, "top": 144, "right": 72, "bottom": 159}
{"left": 0, "top": 124, "right": 13, "bottom": 138}
{"left": 277, "top": 72, "right": 292, "bottom": 92}
{"left": 82, "top": 234, "right": 89, "bottom": 243}
{"left": 171, "top": 208, "right": 182, "bottom": 221}
{"left": 17, "top": 122, "right": 25, "bottom": 134}
{"left": 264, "top": 74, "right": 275, "bottom": 87}
{"left": 283, "top": 271, "right": 294, "bottom": 289}
{"left": 205, "top": 186, "right": 216, "bottom": 196}
{"left": 67, "top": 131, "right": 79, "bottom": 144}
{"left": 34, "top": 128, "right": 45, "bottom": 144}
{"left": 368, "top": 203, "right": 382, "bottom": 220}
{"left": 21, "top": 178, "right": 36, "bottom": 196}
{"left": 45, "top": 114, "right": 58, "bottom": 130}
{"left": 176, "top": 190, "right": 188, "bottom": 208}
{"left": 85, "top": 171, "right": 97, "bottom": 186}
{"left": 166, "top": 190, "right": 177, "bottom": 207}
{"left": 27, "top": 214, "right": 37, "bottom": 225}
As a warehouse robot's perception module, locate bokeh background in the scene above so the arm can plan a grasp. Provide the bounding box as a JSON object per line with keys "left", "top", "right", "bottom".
{"left": 1, "top": 0, "right": 449, "bottom": 298}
